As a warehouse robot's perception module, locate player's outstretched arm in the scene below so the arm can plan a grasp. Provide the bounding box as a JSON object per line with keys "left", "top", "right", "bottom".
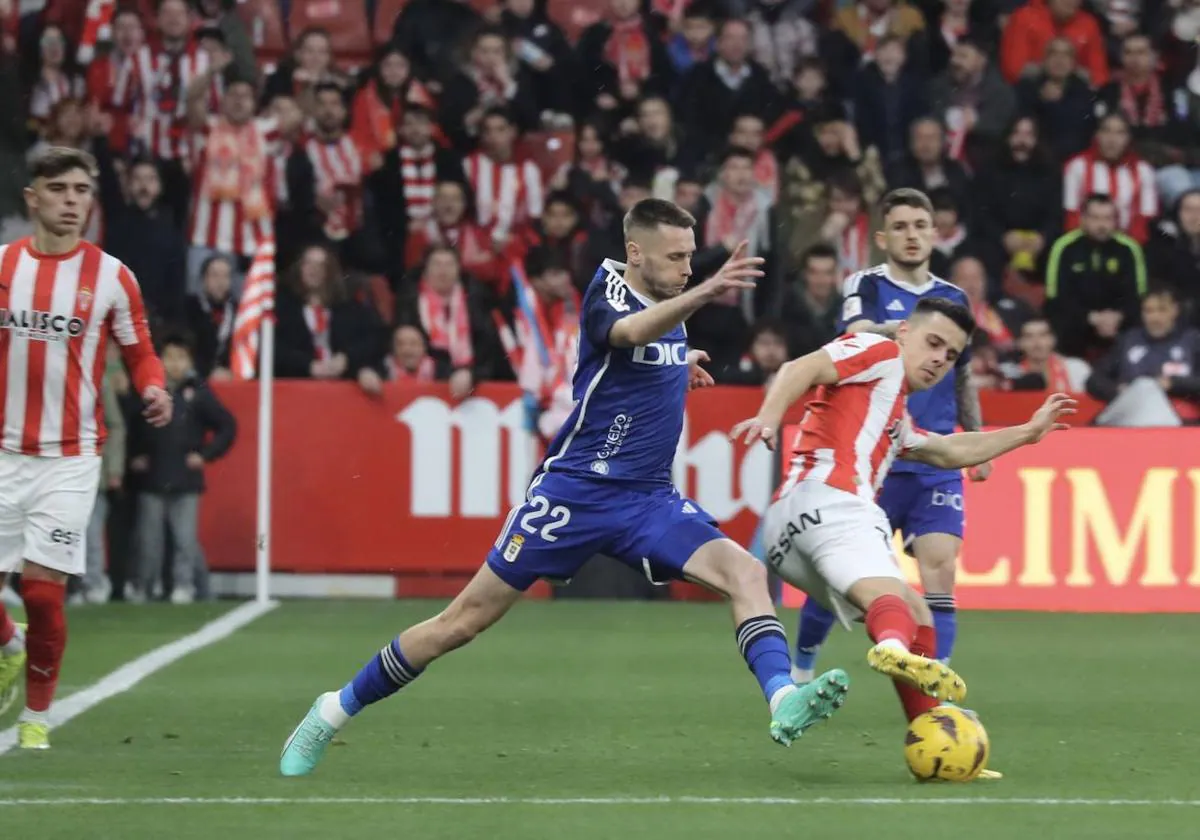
{"left": 903, "top": 393, "right": 1077, "bottom": 469}
{"left": 608, "top": 241, "right": 763, "bottom": 348}
{"left": 730, "top": 350, "right": 840, "bottom": 449}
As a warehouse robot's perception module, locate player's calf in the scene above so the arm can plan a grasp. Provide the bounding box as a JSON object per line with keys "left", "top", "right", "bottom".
{"left": 18, "top": 565, "right": 68, "bottom": 744}
{"left": 912, "top": 533, "right": 961, "bottom": 662}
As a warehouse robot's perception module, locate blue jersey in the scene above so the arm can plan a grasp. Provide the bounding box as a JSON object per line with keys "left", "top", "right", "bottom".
{"left": 839, "top": 264, "right": 969, "bottom": 478}
{"left": 534, "top": 259, "right": 686, "bottom": 488}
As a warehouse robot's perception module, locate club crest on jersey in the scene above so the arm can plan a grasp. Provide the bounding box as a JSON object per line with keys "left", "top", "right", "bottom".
{"left": 502, "top": 534, "right": 524, "bottom": 563}
{"left": 0, "top": 308, "right": 85, "bottom": 340}
{"left": 76, "top": 287, "right": 93, "bottom": 313}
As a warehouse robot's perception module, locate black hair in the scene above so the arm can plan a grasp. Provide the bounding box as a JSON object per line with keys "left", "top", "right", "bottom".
{"left": 911, "top": 297, "right": 977, "bottom": 337}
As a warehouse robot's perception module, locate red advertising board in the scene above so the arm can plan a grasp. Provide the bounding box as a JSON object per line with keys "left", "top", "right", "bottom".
{"left": 202, "top": 382, "right": 1200, "bottom": 611}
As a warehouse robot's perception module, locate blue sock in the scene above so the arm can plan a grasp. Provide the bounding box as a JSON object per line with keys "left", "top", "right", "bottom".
{"left": 924, "top": 593, "right": 957, "bottom": 662}
{"left": 736, "top": 615, "right": 794, "bottom": 704}
{"left": 793, "top": 599, "right": 836, "bottom": 671}
{"left": 338, "top": 638, "right": 423, "bottom": 717}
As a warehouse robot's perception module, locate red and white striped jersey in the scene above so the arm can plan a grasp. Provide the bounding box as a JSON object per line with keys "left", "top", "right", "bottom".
{"left": 29, "top": 73, "right": 87, "bottom": 124}
{"left": 0, "top": 238, "right": 164, "bottom": 457}
{"left": 1063, "top": 150, "right": 1158, "bottom": 241}
{"left": 139, "top": 45, "right": 211, "bottom": 160}
{"left": 189, "top": 116, "right": 280, "bottom": 257}
{"left": 464, "top": 152, "right": 544, "bottom": 242}
{"left": 306, "top": 133, "right": 364, "bottom": 241}
{"left": 777, "top": 334, "right": 929, "bottom": 502}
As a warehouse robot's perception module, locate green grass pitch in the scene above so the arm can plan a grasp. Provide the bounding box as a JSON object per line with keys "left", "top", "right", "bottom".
{"left": 1, "top": 601, "right": 1197, "bottom": 839}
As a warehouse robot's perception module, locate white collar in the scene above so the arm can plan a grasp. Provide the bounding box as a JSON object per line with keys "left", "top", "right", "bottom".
{"left": 601, "top": 258, "right": 655, "bottom": 307}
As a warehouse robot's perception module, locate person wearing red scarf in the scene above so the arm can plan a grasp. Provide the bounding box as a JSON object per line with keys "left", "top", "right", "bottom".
{"left": 349, "top": 46, "right": 437, "bottom": 170}
{"left": 1002, "top": 316, "right": 1082, "bottom": 391}
{"left": 1063, "top": 112, "right": 1159, "bottom": 243}
{"left": 403, "top": 180, "right": 506, "bottom": 289}
{"left": 578, "top": 0, "right": 670, "bottom": 114}
{"left": 385, "top": 324, "right": 439, "bottom": 383}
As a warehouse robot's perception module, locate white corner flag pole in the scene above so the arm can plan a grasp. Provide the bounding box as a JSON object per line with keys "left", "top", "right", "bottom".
{"left": 254, "top": 315, "right": 276, "bottom": 605}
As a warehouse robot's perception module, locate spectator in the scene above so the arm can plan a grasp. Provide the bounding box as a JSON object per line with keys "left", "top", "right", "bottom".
{"left": 499, "top": 0, "right": 576, "bottom": 122}
{"left": 274, "top": 244, "right": 388, "bottom": 383}
{"left": 463, "top": 108, "right": 544, "bottom": 256}
{"left": 302, "top": 83, "right": 373, "bottom": 269}
{"left": 1087, "top": 284, "right": 1200, "bottom": 425}
{"left": 403, "top": 179, "right": 507, "bottom": 287}
{"left": 396, "top": 244, "right": 500, "bottom": 399}
{"left": 382, "top": 323, "right": 440, "bottom": 382}
{"left": 829, "top": 0, "right": 928, "bottom": 75}
{"left": 885, "top": 116, "right": 972, "bottom": 214}
{"left": 664, "top": 0, "right": 717, "bottom": 79}
{"left": 1014, "top": 37, "right": 1097, "bottom": 161}
{"left": 524, "top": 191, "right": 589, "bottom": 286}
{"left": 676, "top": 18, "right": 779, "bottom": 161}
{"left": 440, "top": 27, "right": 538, "bottom": 151}
{"left": 1147, "top": 188, "right": 1200, "bottom": 323}
{"left": 28, "top": 23, "right": 85, "bottom": 135}
{"left": 391, "top": 0, "right": 482, "bottom": 84}
{"left": 578, "top": 0, "right": 673, "bottom": 117}
{"left": 262, "top": 27, "right": 350, "bottom": 114}
{"left": 725, "top": 112, "right": 779, "bottom": 201}
{"left": 927, "top": 35, "right": 1015, "bottom": 164}
{"left": 720, "top": 318, "right": 791, "bottom": 385}
{"left": 745, "top": 0, "right": 820, "bottom": 92}
{"left": 184, "top": 254, "right": 238, "bottom": 380}
{"left": 1045, "top": 193, "right": 1147, "bottom": 357}
{"left": 129, "top": 334, "right": 236, "bottom": 604}
{"left": 79, "top": 359, "right": 126, "bottom": 605}
{"left": 976, "top": 115, "right": 1062, "bottom": 281}
{"left": 818, "top": 170, "right": 881, "bottom": 279}
{"left": 928, "top": 188, "right": 995, "bottom": 280}
{"left": 1001, "top": 315, "right": 1091, "bottom": 390}
{"left": 349, "top": 46, "right": 435, "bottom": 169}
{"left": 780, "top": 243, "right": 844, "bottom": 356}
{"left": 85, "top": 7, "right": 148, "bottom": 155}
{"left": 1000, "top": 0, "right": 1108, "bottom": 86}
{"left": 1063, "top": 111, "right": 1159, "bottom": 243}
{"left": 853, "top": 34, "right": 927, "bottom": 166}
{"left": 193, "top": 0, "right": 258, "bottom": 84}
{"left": 951, "top": 254, "right": 1033, "bottom": 352}
{"left": 611, "top": 95, "right": 681, "bottom": 196}
{"left": 553, "top": 119, "right": 626, "bottom": 228}
{"left": 926, "top": 0, "right": 999, "bottom": 76}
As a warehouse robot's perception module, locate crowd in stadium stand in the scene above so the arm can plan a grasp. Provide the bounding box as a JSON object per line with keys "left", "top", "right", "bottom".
{"left": 2, "top": 0, "right": 1200, "bottom": 601}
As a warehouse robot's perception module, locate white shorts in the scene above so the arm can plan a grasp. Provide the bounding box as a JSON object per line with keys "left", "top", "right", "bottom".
{"left": 0, "top": 453, "right": 101, "bottom": 577}
{"left": 763, "top": 481, "right": 904, "bottom": 627}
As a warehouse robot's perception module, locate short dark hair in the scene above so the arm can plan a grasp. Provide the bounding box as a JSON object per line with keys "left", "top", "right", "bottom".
{"left": 802, "top": 242, "right": 838, "bottom": 267}
{"left": 623, "top": 198, "right": 696, "bottom": 238}
{"left": 524, "top": 245, "right": 570, "bottom": 278}
{"left": 751, "top": 318, "right": 788, "bottom": 343}
{"left": 29, "top": 146, "right": 99, "bottom": 181}
{"left": 543, "top": 190, "right": 579, "bottom": 214}
{"left": 480, "top": 106, "right": 514, "bottom": 128}
{"left": 1144, "top": 281, "right": 1178, "bottom": 302}
{"left": 159, "top": 331, "right": 194, "bottom": 355}
{"left": 911, "top": 296, "right": 976, "bottom": 337}
{"left": 312, "top": 81, "right": 344, "bottom": 100}
{"left": 1082, "top": 192, "right": 1115, "bottom": 212}
{"left": 1020, "top": 314, "right": 1053, "bottom": 335}
{"left": 879, "top": 187, "right": 933, "bottom": 219}
{"left": 719, "top": 145, "right": 755, "bottom": 167}
{"left": 928, "top": 187, "right": 958, "bottom": 214}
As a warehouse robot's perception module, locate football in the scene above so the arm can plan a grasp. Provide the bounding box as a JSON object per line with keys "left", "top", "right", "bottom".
{"left": 904, "top": 706, "right": 991, "bottom": 782}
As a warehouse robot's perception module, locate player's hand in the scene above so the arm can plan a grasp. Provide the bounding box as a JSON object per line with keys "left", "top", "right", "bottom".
{"left": 686, "top": 349, "right": 714, "bottom": 391}
{"left": 700, "top": 241, "right": 764, "bottom": 301}
{"left": 142, "top": 386, "right": 172, "bottom": 427}
{"left": 1024, "top": 392, "right": 1076, "bottom": 443}
{"left": 967, "top": 460, "right": 993, "bottom": 482}
{"left": 730, "top": 416, "right": 778, "bottom": 450}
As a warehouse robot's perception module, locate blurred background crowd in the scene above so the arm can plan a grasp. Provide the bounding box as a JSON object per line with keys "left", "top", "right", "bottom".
{"left": 2, "top": 0, "right": 1200, "bottom": 602}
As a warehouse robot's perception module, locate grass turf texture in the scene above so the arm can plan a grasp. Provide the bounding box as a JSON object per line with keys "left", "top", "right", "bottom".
{"left": 1, "top": 601, "right": 1196, "bottom": 839}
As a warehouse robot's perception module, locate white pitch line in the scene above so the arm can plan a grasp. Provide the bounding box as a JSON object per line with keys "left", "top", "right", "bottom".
{"left": 0, "top": 796, "right": 1197, "bottom": 807}
{"left": 0, "top": 599, "right": 278, "bottom": 755}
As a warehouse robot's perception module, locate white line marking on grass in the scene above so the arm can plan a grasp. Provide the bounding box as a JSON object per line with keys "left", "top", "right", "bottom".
{"left": 0, "top": 599, "right": 278, "bottom": 755}
{"left": 0, "top": 797, "right": 1197, "bottom": 807}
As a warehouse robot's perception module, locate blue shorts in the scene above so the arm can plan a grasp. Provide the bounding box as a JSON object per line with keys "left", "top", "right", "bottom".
{"left": 877, "top": 473, "right": 965, "bottom": 543}
{"left": 485, "top": 472, "right": 725, "bottom": 591}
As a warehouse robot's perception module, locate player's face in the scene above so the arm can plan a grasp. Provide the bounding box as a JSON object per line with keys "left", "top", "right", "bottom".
{"left": 876, "top": 205, "right": 934, "bottom": 270}
{"left": 25, "top": 168, "right": 94, "bottom": 238}
{"left": 628, "top": 224, "right": 695, "bottom": 300}
{"left": 897, "top": 313, "right": 968, "bottom": 390}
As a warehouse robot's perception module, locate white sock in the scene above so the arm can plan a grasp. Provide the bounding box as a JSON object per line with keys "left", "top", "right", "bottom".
{"left": 1, "top": 624, "right": 24, "bottom": 656}
{"left": 876, "top": 638, "right": 909, "bottom": 653}
{"left": 19, "top": 707, "right": 49, "bottom": 725}
{"left": 318, "top": 691, "right": 350, "bottom": 729}
{"left": 768, "top": 683, "right": 797, "bottom": 715}
{"left": 790, "top": 665, "right": 814, "bottom": 685}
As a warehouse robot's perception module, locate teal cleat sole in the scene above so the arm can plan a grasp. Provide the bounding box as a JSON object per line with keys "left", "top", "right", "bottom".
{"left": 769, "top": 668, "right": 850, "bottom": 747}
{"left": 280, "top": 693, "right": 339, "bottom": 777}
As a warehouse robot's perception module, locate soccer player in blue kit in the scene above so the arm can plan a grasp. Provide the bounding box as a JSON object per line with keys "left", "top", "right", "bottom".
{"left": 791, "top": 188, "right": 988, "bottom": 683}
{"left": 279, "top": 199, "right": 850, "bottom": 777}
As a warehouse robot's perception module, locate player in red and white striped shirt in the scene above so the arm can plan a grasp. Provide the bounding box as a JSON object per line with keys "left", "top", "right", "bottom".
{"left": 732, "top": 298, "right": 1074, "bottom": 750}
{"left": 0, "top": 147, "right": 171, "bottom": 750}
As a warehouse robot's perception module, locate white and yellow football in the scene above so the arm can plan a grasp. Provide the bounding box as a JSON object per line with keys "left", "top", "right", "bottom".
{"left": 904, "top": 706, "right": 991, "bottom": 782}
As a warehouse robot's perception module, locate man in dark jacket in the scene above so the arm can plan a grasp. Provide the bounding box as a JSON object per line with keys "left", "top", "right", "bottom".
{"left": 129, "top": 335, "right": 236, "bottom": 603}
{"left": 1044, "top": 193, "right": 1146, "bottom": 358}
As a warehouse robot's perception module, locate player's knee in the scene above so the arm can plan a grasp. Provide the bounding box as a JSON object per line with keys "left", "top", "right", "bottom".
{"left": 722, "top": 554, "right": 769, "bottom": 601}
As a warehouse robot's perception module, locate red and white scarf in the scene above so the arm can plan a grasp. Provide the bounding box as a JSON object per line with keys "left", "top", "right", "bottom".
{"left": 1017, "top": 354, "right": 1071, "bottom": 391}
{"left": 754, "top": 150, "right": 779, "bottom": 202}
{"left": 304, "top": 304, "right": 332, "bottom": 362}
{"left": 471, "top": 66, "right": 512, "bottom": 108}
{"left": 837, "top": 212, "right": 872, "bottom": 279}
{"left": 77, "top": 0, "right": 116, "bottom": 64}
{"left": 386, "top": 354, "right": 437, "bottom": 381}
{"left": 705, "top": 189, "right": 765, "bottom": 307}
{"left": 517, "top": 290, "right": 582, "bottom": 402}
{"left": 307, "top": 134, "right": 364, "bottom": 241}
{"left": 1119, "top": 77, "right": 1167, "bottom": 128}
{"left": 605, "top": 17, "right": 651, "bottom": 84}
{"left": 400, "top": 144, "right": 437, "bottom": 224}
{"left": 418, "top": 281, "right": 474, "bottom": 368}
{"left": 971, "top": 301, "right": 1013, "bottom": 350}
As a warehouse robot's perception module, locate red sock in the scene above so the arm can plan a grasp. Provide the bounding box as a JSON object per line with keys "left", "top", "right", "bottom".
{"left": 0, "top": 603, "right": 13, "bottom": 646}
{"left": 865, "top": 594, "right": 918, "bottom": 646}
{"left": 893, "top": 624, "right": 941, "bottom": 722}
{"left": 20, "top": 578, "right": 67, "bottom": 714}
